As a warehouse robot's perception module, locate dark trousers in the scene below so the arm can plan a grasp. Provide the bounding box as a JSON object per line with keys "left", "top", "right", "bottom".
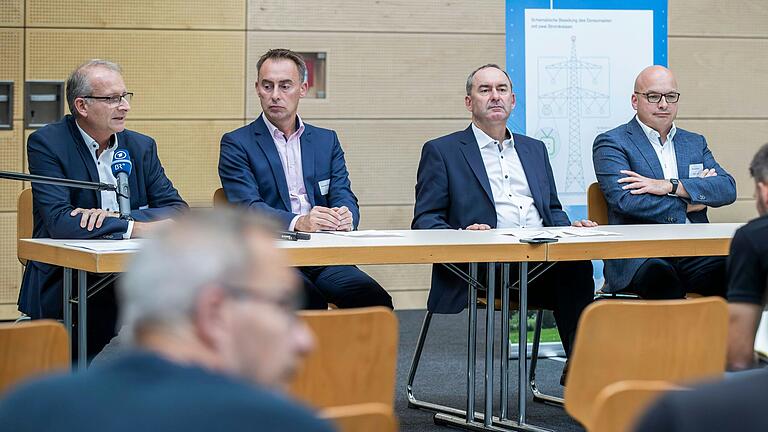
{"left": 298, "top": 265, "right": 394, "bottom": 310}
{"left": 485, "top": 260, "right": 594, "bottom": 356}
{"left": 71, "top": 275, "right": 119, "bottom": 363}
{"left": 620, "top": 256, "right": 727, "bottom": 299}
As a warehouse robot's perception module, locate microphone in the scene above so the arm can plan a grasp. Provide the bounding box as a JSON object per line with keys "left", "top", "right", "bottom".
{"left": 111, "top": 149, "right": 133, "bottom": 220}
{"left": 279, "top": 231, "right": 311, "bottom": 241}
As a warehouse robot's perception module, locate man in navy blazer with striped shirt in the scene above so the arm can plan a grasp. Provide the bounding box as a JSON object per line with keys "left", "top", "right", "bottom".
{"left": 219, "top": 49, "right": 391, "bottom": 310}
{"left": 412, "top": 64, "right": 594, "bottom": 361}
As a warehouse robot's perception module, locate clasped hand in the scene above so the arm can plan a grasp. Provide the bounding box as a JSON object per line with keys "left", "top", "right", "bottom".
{"left": 295, "top": 206, "right": 353, "bottom": 232}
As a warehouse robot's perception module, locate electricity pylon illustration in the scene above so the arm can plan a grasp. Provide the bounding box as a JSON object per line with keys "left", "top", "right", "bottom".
{"left": 539, "top": 36, "right": 609, "bottom": 192}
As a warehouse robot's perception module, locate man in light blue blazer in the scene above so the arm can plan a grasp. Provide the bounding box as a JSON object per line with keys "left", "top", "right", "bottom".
{"left": 219, "top": 49, "right": 392, "bottom": 310}
{"left": 593, "top": 66, "right": 736, "bottom": 298}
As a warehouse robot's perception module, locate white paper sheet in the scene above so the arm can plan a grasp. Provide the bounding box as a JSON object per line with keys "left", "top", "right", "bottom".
{"left": 63, "top": 239, "right": 144, "bottom": 252}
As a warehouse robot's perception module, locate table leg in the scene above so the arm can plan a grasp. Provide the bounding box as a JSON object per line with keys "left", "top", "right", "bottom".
{"left": 467, "top": 262, "right": 479, "bottom": 422}
{"left": 63, "top": 267, "right": 73, "bottom": 369}
{"left": 500, "top": 263, "right": 510, "bottom": 420}
{"left": 484, "top": 263, "right": 496, "bottom": 427}
{"left": 77, "top": 270, "right": 87, "bottom": 371}
{"left": 518, "top": 262, "right": 528, "bottom": 425}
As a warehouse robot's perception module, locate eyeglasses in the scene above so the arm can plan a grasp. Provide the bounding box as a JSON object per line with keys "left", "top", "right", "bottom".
{"left": 82, "top": 92, "right": 133, "bottom": 106}
{"left": 634, "top": 91, "right": 680, "bottom": 104}
{"left": 224, "top": 284, "right": 302, "bottom": 315}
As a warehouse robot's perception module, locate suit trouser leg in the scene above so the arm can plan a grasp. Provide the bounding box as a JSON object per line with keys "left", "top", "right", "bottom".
{"left": 621, "top": 256, "right": 726, "bottom": 299}
{"left": 302, "top": 265, "right": 393, "bottom": 309}
{"left": 71, "top": 278, "right": 118, "bottom": 362}
{"left": 297, "top": 268, "right": 331, "bottom": 310}
{"left": 675, "top": 256, "right": 727, "bottom": 297}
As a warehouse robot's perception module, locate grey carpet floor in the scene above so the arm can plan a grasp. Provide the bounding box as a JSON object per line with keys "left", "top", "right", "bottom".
{"left": 395, "top": 309, "right": 585, "bottom": 432}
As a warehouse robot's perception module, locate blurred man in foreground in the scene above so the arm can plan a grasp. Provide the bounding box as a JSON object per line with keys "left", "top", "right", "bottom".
{"left": 0, "top": 209, "right": 333, "bottom": 432}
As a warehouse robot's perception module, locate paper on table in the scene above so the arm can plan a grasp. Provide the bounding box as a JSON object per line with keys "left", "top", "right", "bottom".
{"left": 500, "top": 228, "right": 621, "bottom": 238}
{"left": 326, "top": 230, "right": 405, "bottom": 238}
{"left": 63, "top": 239, "right": 144, "bottom": 252}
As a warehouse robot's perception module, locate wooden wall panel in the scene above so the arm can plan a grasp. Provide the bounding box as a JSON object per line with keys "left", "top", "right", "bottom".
{"left": 669, "top": 0, "right": 768, "bottom": 38}
{"left": 675, "top": 119, "right": 768, "bottom": 198}
{"left": 709, "top": 199, "right": 759, "bottom": 223}
{"left": 0, "top": 122, "right": 24, "bottom": 211}
{"left": 0, "top": 0, "right": 23, "bottom": 27}
{"left": 359, "top": 204, "right": 414, "bottom": 230}
{"left": 26, "top": 29, "right": 245, "bottom": 120}
{"left": 670, "top": 38, "right": 768, "bottom": 119}
{"left": 26, "top": 0, "right": 245, "bottom": 30}
{"left": 391, "top": 289, "right": 428, "bottom": 310}
{"left": 359, "top": 265, "right": 431, "bottom": 292}
{"left": 248, "top": 0, "right": 503, "bottom": 33}
{"left": 0, "top": 29, "right": 23, "bottom": 121}
{"left": 245, "top": 32, "right": 504, "bottom": 119}
{"left": 0, "top": 214, "right": 21, "bottom": 311}
{"left": 303, "top": 120, "right": 469, "bottom": 205}
{"left": 130, "top": 120, "right": 245, "bottom": 207}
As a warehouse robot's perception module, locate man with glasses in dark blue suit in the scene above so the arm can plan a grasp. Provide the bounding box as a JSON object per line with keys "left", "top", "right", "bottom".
{"left": 20, "top": 60, "right": 188, "bottom": 359}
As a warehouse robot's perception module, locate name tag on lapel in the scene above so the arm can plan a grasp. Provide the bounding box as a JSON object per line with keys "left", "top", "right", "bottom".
{"left": 318, "top": 179, "right": 330, "bottom": 195}
{"left": 688, "top": 163, "right": 704, "bottom": 178}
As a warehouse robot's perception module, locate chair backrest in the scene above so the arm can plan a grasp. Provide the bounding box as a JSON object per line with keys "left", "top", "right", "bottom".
{"left": 17, "top": 188, "right": 33, "bottom": 266}
{"left": 0, "top": 320, "right": 69, "bottom": 395}
{"left": 564, "top": 297, "right": 728, "bottom": 429}
{"left": 321, "top": 403, "right": 398, "bottom": 432}
{"left": 591, "top": 380, "right": 684, "bottom": 432}
{"left": 212, "top": 187, "right": 228, "bottom": 207}
{"left": 288, "top": 307, "right": 398, "bottom": 409}
{"left": 587, "top": 182, "right": 609, "bottom": 225}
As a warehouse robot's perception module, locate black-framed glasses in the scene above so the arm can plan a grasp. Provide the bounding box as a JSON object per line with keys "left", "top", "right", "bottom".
{"left": 634, "top": 91, "right": 680, "bottom": 104}
{"left": 82, "top": 92, "right": 133, "bottom": 106}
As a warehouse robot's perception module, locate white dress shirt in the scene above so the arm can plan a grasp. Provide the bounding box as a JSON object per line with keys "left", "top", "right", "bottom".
{"left": 635, "top": 116, "right": 690, "bottom": 223}
{"left": 262, "top": 115, "right": 311, "bottom": 231}
{"left": 472, "top": 123, "right": 544, "bottom": 229}
{"left": 76, "top": 122, "right": 133, "bottom": 238}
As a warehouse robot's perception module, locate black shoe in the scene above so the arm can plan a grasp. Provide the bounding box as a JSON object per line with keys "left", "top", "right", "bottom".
{"left": 560, "top": 360, "right": 569, "bottom": 387}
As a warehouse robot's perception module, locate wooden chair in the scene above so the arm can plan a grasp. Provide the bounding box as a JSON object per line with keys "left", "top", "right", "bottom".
{"left": 212, "top": 187, "right": 228, "bottom": 207}
{"left": 289, "top": 307, "right": 398, "bottom": 410}
{"left": 17, "top": 188, "right": 33, "bottom": 266}
{"left": 321, "top": 403, "right": 397, "bottom": 432}
{"left": 564, "top": 297, "right": 728, "bottom": 430}
{"left": 587, "top": 182, "right": 609, "bottom": 225}
{"left": 0, "top": 320, "right": 69, "bottom": 395}
{"left": 591, "top": 380, "right": 684, "bottom": 432}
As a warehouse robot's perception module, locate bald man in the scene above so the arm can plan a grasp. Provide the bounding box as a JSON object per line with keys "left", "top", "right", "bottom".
{"left": 592, "top": 66, "right": 736, "bottom": 299}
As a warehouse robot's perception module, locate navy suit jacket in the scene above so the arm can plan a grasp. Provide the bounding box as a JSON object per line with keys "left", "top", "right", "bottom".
{"left": 593, "top": 117, "right": 736, "bottom": 291}
{"left": 218, "top": 115, "right": 359, "bottom": 230}
{"left": 412, "top": 125, "right": 571, "bottom": 314}
{"left": 19, "top": 115, "right": 188, "bottom": 318}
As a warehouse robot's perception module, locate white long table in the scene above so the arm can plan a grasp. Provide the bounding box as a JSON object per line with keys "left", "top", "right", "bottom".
{"left": 18, "top": 223, "right": 741, "bottom": 432}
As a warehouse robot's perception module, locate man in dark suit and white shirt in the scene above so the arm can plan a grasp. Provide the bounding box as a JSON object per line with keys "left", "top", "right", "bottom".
{"left": 412, "top": 64, "right": 595, "bottom": 367}
{"left": 21, "top": 59, "right": 188, "bottom": 358}
{"left": 219, "top": 49, "right": 391, "bottom": 310}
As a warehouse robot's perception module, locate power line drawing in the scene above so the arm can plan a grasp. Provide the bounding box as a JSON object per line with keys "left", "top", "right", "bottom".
{"left": 535, "top": 36, "right": 610, "bottom": 192}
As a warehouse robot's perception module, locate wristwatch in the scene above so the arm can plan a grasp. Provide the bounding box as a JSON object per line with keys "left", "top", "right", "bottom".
{"left": 669, "top": 178, "right": 679, "bottom": 195}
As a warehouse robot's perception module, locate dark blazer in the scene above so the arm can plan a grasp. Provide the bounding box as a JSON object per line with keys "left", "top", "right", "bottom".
{"left": 19, "top": 115, "right": 188, "bottom": 319}
{"left": 593, "top": 117, "right": 736, "bottom": 291}
{"left": 412, "top": 125, "right": 571, "bottom": 313}
{"left": 218, "top": 115, "right": 359, "bottom": 230}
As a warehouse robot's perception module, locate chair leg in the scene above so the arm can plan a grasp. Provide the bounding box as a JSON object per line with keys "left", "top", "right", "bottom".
{"left": 529, "top": 310, "right": 564, "bottom": 406}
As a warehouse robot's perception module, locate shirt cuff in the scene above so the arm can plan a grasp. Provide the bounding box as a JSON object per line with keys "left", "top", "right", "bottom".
{"left": 288, "top": 215, "right": 302, "bottom": 232}
{"left": 123, "top": 220, "right": 134, "bottom": 239}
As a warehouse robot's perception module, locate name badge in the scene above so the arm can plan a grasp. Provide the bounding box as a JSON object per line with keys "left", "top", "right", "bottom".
{"left": 688, "top": 163, "right": 704, "bottom": 178}
{"left": 318, "top": 179, "right": 330, "bottom": 195}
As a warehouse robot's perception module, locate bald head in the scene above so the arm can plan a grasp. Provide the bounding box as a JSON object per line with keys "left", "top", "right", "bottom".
{"left": 631, "top": 65, "right": 680, "bottom": 140}
{"left": 634, "top": 65, "right": 677, "bottom": 93}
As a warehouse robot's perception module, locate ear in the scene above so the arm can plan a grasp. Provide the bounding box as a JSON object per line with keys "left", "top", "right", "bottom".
{"left": 758, "top": 181, "right": 768, "bottom": 208}
{"left": 299, "top": 81, "right": 308, "bottom": 99}
{"left": 192, "top": 286, "right": 229, "bottom": 349}
{"left": 74, "top": 98, "right": 89, "bottom": 118}
{"left": 509, "top": 92, "right": 516, "bottom": 111}
{"left": 631, "top": 93, "right": 639, "bottom": 111}
{"left": 464, "top": 95, "right": 473, "bottom": 112}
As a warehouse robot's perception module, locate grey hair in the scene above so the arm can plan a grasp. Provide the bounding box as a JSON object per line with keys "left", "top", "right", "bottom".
{"left": 66, "top": 59, "right": 122, "bottom": 117}
{"left": 465, "top": 64, "right": 512, "bottom": 95}
{"left": 750, "top": 143, "right": 768, "bottom": 183}
{"left": 117, "top": 209, "right": 279, "bottom": 344}
{"left": 257, "top": 48, "right": 308, "bottom": 84}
